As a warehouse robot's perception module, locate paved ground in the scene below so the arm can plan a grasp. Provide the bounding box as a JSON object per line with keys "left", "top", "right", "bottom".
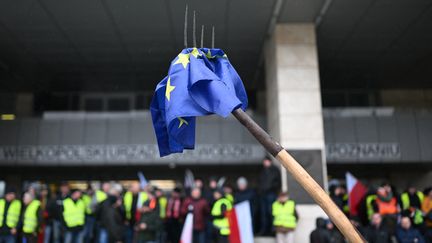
{"left": 254, "top": 237, "right": 276, "bottom": 243}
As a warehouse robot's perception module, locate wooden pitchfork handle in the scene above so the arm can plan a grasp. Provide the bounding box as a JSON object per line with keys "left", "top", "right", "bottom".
{"left": 232, "top": 108, "right": 366, "bottom": 243}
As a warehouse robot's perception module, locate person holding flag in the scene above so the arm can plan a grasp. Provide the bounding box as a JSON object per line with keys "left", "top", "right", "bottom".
{"left": 345, "top": 172, "right": 368, "bottom": 217}
{"left": 181, "top": 187, "right": 210, "bottom": 243}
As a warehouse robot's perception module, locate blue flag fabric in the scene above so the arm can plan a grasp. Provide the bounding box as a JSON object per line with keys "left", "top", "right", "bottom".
{"left": 150, "top": 48, "right": 248, "bottom": 157}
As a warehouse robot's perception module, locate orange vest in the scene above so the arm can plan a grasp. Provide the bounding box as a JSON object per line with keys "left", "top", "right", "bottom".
{"left": 376, "top": 197, "right": 398, "bottom": 215}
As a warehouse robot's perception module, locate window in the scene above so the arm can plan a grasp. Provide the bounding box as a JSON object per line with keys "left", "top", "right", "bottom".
{"left": 84, "top": 98, "right": 104, "bottom": 111}
{"left": 108, "top": 98, "right": 129, "bottom": 111}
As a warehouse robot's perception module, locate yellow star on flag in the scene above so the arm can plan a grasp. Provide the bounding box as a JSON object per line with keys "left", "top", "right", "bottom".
{"left": 178, "top": 117, "right": 189, "bottom": 128}
{"left": 174, "top": 53, "right": 190, "bottom": 69}
{"left": 165, "top": 77, "right": 175, "bottom": 101}
{"left": 190, "top": 48, "right": 201, "bottom": 58}
{"left": 206, "top": 50, "right": 215, "bottom": 59}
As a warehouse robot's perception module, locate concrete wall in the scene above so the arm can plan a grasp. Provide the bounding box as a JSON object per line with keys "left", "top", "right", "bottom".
{"left": 0, "top": 111, "right": 267, "bottom": 165}
{"left": 324, "top": 108, "right": 432, "bottom": 163}
{"left": 264, "top": 23, "right": 328, "bottom": 242}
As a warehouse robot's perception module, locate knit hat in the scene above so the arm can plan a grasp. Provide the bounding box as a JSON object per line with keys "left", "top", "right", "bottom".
{"left": 5, "top": 186, "right": 17, "bottom": 194}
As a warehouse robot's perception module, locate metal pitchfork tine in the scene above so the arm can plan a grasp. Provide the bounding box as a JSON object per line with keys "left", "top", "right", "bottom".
{"left": 184, "top": 6, "right": 215, "bottom": 48}
{"left": 184, "top": 5, "right": 188, "bottom": 48}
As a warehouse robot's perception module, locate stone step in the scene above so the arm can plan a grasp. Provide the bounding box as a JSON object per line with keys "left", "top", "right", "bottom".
{"left": 254, "top": 237, "right": 275, "bottom": 243}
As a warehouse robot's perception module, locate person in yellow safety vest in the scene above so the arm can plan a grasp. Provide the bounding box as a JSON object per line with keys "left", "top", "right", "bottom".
{"left": 22, "top": 192, "right": 42, "bottom": 243}
{"left": 82, "top": 184, "right": 96, "bottom": 243}
{"left": 154, "top": 187, "right": 167, "bottom": 219}
{"left": 342, "top": 190, "right": 350, "bottom": 215}
{"left": 401, "top": 186, "right": 424, "bottom": 210}
{"left": 422, "top": 188, "right": 432, "bottom": 228}
{"left": 272, "top": 192, "right": 298, "bottom": 243}
{"left": 401, "top": 186, "right": 425, "bottom": 226}
{"left": 366, "top": 194, "right": 378, "bottom": 221}
{"left": 123, "top": 181, "right": 148, "bottom": 243}
{"left": 223, "top": 186, "right": 234, "bottom": 204}
{"left": 62, "top": 189, "right": 86, "bottom": 243}
{"left": 154, "top": 187, "right": 167, "bottom": 243}
{"left": 329, "top": 184, "right": 347, "bottom": 215}
{"left": 211, "top": 188, "right": 232, "bottom": 243}
{"left": 95, "top": 182, "right": 110, "bottom": 205}
{"left": 0, "top": 187, "right": 21, "bottom": 242}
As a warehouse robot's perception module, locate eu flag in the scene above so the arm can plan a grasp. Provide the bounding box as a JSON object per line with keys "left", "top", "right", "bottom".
{"left": 150, "top": 48, "right": 248, "bottom": 157}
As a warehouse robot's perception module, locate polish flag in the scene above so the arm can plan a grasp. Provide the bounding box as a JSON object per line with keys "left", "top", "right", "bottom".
{"left": 346, "top": 172, "right": 368, "bottom": 216}
{"left": 227, "top": 201, "right": 254, "bottom": 243}
{"left": 180, "top": 213, "right": 193, "bottom": 243}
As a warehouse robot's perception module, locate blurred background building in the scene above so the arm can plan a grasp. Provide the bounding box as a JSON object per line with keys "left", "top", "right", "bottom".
{"left": 0, "top": 0, "right": 431, "bottom": 240}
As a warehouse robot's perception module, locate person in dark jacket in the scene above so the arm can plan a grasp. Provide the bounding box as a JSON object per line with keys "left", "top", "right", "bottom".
{"left": 203, "top": 177, "right": 218, "bottom": 242}
{"left": 135, "top": 194, "right": 161, "bottom": 243}
{"left": 234, "top": 177, "right": 257, "bottom": 232}
{"left": 50, "top": 182, "right": 70, "bottom": 243}
{"left": 203, "top": 177, "right": 218, "bottom": 206}
{"left": 329, "top": 185, "right": 345, "bottom": 213}
{"left": 396, "top": 216, "right": 425, "bottom": 243}
{"left": 364, "top": 213, "right": 391, "bottom": 243}
{"left": 181, "top": 187, "right": 210, "bottom": 243}
{"left": 258, "top": 157, "right": 281, "bottom": 235}
{"left": 165, "top": 188, "right": 182, "bottom": 243}
{"left": 326, "top": 220, "right": 344, "bottom": 243}
{"left": 97, "top": 193, "right": 125, "bottom": 243}
{"left": 234, "top": 177, "right": 256, "bottom": 204}
{"left": 310, "top": 217, "right": 331, "bottom": 243}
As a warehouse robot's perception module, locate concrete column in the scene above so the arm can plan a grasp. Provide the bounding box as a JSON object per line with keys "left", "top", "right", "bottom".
{"left": 265, "top": 23, "right": 328, "bottom": 242}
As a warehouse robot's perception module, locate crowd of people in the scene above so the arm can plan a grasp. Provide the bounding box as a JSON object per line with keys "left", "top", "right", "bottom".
{"left": 1, "top": 156, "right": 431, "bottom": 243}
{"left": 310, "top": 182, "right": 432, "bottom": 243}
{"left": 0, "top": 157, "right": 287, "bottom": 243}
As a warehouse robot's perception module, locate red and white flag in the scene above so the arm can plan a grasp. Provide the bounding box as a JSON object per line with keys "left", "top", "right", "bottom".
{"left": 227, "top": 201, "right": 254, "bottom": 243}
{"left": 180, "top": 213, "right": 193, "bottom": 243}
{"left": 346, "top": 172, "right": 368, "bottom": 216}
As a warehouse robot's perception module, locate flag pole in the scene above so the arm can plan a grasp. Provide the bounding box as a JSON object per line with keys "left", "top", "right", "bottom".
{"left": 231, "top": 108, "right": 366, "bottom": 243}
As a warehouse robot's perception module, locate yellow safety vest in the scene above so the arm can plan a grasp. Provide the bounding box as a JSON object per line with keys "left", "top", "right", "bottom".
{"left": 401, "top": 192, "right": 424, "bottom": 225}
{"left": 401, "top": 192, "right": 424, "bottom": 210}
{"left": 63, "top": 198, "right": 86, "bottom": 228}
{"left": 272, "top": 200, "right": 297, "bottom": 229}
{"left": 342, "top": 194, "right": 349, "bottom": 214}
{"left": 123, "top": 191, "right": 148, "bottom": 220}
{"left": 0, "top": 199, "right": 21, "bottom": 228}
{"left": 226, "top": 194, "right": 234, "bottom": 204}
{"left": 158, "top": 196, "right": 167, "bottom": 219}
{"left": 413, "top": 209, "right": 424, "bottom": 225}
{"left": 95, "top": 190, "right": 107, "bottom": 203}
{"left": 366, "top": 194, "right": 377, "bottom": 220}
{"left": 82, "top": 194, "right": 92, "bottom": 215}
{"left": 211, "top": 198, "right": 232, "bottom": 236}
{"left": 23, "top": 200, "right": 41, "bottom": 234}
